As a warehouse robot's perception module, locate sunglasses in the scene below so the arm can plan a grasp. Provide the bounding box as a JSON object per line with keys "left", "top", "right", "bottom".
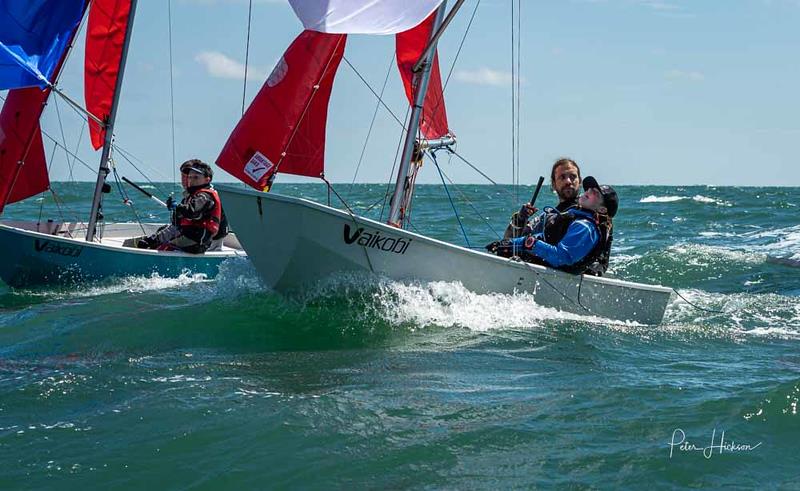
{"left": 181, "top": 168, "right": 204, "bottom": 176}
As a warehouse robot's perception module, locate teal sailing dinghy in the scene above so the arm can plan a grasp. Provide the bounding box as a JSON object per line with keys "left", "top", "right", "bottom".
{"left": 0, "top": 0, "right": 245, "bottom": 288}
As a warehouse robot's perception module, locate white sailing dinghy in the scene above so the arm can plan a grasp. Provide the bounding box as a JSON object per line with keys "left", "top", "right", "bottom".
{"left": 0, "top": 0, "right": 245, "bottom": 287}
{"left": 214, "top": 0, "right": 673, "bottom": 324}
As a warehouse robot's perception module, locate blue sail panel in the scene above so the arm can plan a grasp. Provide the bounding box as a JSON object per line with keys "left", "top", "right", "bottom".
{"left": 0, "top": 0, "right": 85, "bottom": 90}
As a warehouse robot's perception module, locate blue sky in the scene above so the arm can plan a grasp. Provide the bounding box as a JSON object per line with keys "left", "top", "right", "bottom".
{"left": 20, "top": 0, "right": 800, "bottom": 186}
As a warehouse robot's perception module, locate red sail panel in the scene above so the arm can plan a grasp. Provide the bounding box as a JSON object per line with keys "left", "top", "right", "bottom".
{"left": 0, "top": 88, "right": 50, "bottom": 213}
{"left": 396, "top": 12, "right": 449, "bottom": 140}
{"left": 216, "top": 30, "right": 346, "bottom": 188}
{"left": 84, "top": 0, "right": 132, "bottom": 150}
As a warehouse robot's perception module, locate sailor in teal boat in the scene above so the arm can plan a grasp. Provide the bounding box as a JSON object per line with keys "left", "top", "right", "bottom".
{"left": 126, "top": 160, "right": 228, "bottom": 253}
{"left": 504, "top": 158, "right": 582, "bottom": 239}
{"left": 488, "top": 176, "right": 617, "bottom": 276}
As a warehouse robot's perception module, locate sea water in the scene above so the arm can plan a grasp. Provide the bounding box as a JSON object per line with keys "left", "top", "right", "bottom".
{"left": 1, "top": 183, "right": 798, "bottom": 488}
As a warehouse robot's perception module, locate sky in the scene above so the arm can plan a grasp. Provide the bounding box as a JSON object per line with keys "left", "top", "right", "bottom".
{"left": 14, "top": 0, "right": 800, "bottom": 186}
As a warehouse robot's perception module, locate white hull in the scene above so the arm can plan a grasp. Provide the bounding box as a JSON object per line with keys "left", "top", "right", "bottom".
{"left": 217, "top": 186, "right": 673, "bottom": 324}
{"left": 0, "top": 220, "right": 246, "bottom": 287}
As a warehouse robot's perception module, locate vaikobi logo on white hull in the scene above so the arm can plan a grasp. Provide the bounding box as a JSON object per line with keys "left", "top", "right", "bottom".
{"left": 343, "top": 224, "right": 412, "bottom": 255}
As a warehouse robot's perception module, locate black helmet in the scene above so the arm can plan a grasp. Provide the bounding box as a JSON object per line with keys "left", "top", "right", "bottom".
{"left": 180, "top": 159, "right": 213, "bottom": 179}
{"left": 582, "top": 176, "right": 618, "bottom": 217}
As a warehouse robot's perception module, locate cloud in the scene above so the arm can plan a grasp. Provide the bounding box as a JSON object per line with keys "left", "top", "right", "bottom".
{"left": 194, "top": 51, "right": 267, "bottom": 81}
{"left": 665, "top": 69, "right": 705, "bottom": 82}
{"left": 453, "top": 67, "right": 519, "bottom": 87}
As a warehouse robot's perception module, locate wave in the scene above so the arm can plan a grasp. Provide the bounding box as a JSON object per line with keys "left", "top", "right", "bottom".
{"left": 640, "top": 195, "right": 686, "bottom": 203}
{"left": 303, "top": 274, "right": 614, "bottom": 331}
{"left": 639, "top": 194, "right": 731, "bottom": 206}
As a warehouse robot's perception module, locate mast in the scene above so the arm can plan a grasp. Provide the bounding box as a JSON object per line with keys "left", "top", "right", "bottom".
{"left": 85, "top": 0, "right": 138, "bottom": 242}
{"left": 387, "top": 0, "right": 465, "bottom": 227}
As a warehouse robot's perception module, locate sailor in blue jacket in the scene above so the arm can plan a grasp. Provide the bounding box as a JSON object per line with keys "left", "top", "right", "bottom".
{"left": 488, "top": 176, "right": 618, "bottom": 276}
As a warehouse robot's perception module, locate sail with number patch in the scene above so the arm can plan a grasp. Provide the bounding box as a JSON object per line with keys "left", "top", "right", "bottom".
{"left": 84, "top": 0, "right": 134, "bottom": 150}
{"left": 216, "top": 31, "right": 346, "bottom": 189}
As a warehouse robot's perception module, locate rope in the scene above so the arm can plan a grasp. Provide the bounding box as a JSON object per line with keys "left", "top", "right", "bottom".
{"left": 111, "top": 162, "right": 147, "bottom": 236}
{"left": 448, "top": 149, "right": 517, "bottom": 201}
{"left": 672, "top": 289, "right": 727, "bottom": 314}
{"left": 321, "top": 176, "right": 356, "bottom": 215}
{"left": 112, "top": 144, "right": 170, "bottom": 197}
{"left": 436, "top": 156, "right": 502, "bottom": 240}
{"left": 167, "top": 0, "right": 177, "bottom": 184}
{"left": 41, "top": 133, "right": 99, "bottom": 174}
{"left": 511, "top": 0, "right": 517, "bottom": 204}
{"left": 342, "top": 56, "right": 407, "bottom": 130}
{"left": 52, "top": 96, "right": 75, "bottom": 182}
{"left": 39, "top": 144, "right": 59, "bottom": 227}
{"left": 350, "top": 54, "right": 395, "bottom": 193}
{"left": 379, "top": 105, "right": 412, "bottom": 221}
{"left": 440, "top": 0, "right": 481, "bottom": 92}
{"left": 242, "top": 0, "right": 253, "bottom": 115}
{"left": 431, "top": 152, "right": 470, "bottom": 247}
{"left": 515, "top": 0, "right": 522, "bottom": 199}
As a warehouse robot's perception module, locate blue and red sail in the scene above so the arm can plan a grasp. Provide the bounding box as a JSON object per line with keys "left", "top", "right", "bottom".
{"left": 0, "top": 0, "right": 87, "bottom": 212}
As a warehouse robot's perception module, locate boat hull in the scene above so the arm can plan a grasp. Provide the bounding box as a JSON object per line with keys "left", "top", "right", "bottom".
{"left": 217, "top": 186, "right": 673, "bottom": 324}
{"left": 0, "top": 222, "right": 245, "bottom": 288}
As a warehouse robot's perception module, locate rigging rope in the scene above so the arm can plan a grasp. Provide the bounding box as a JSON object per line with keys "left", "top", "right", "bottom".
{"left": 350, "top": 54, "right": 396, "bottom": 193}
{"left": 111, "top": 161, "right": 147, "bottom": 236}
{"left": 431, "top": 151, "right": 471, "bottom": 247}
{"left": 436, "top": 156, "right": 502, "bottom": 240}
{"left": 379, "top": 105, "right": 412, "bottom": 222}
{"left": 511, "top": 0, "right": 516, "bottom": 204}
{"left": 671, "top": 289, "right": 727, "bottom": 314}
{"left": 52, "top": 96, "right": 75, "bottom": 182}
{"left": 242, "top": 0, "right": 253, "bottom": 115}
{"left": 342, "top": 56, "right": 407, "bottom": 130}
{"left": 167, "top": 0, "right": 177, "bottom": 185}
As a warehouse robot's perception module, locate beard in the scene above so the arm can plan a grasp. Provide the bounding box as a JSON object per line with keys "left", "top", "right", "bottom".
{"left": 558, "top": 185, "right": 579, "bottom": 202}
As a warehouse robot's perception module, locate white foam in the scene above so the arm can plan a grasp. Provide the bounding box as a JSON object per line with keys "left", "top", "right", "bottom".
{"left": 372, "top": 279, "right": 610, "bottom": 331}
{"left": 666, "top": 243, "right": 765, "bottom": 266}
{"left": 308, "top": 274, "right": 611, "bottom": 331}
{"left": 639, "top": 195, "right": 686, "bottom": 203}
{"left": 18, "top": 271, "right": 212, "bottom": 301}
{"left": 692, "top": 194, "right": 732, "bottom": 206}
{"left": 666, "top": 289, "right": 800, "bottom": 339}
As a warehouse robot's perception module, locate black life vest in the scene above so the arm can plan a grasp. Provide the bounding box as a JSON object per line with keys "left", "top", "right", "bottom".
{"left": 535, "top": 208, "right": 613, "bottom": 276}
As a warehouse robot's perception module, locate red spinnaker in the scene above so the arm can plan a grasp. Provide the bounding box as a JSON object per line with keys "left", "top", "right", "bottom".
{"left": 217, "top": 31, "right": 346, "bottom": 188}
{"left": 84, "top": 0, "right": 133, "bottom": 150}
{"left": 396, "top": 12, "right": 449, "bottom": 140}
{"left": 0, "top": 88, "right": 50, "bottom": 213}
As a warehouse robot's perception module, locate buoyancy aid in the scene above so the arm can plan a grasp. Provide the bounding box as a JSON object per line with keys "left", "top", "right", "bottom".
{"left": 178, "top": 186, "right": 221, "bottom": 236}
{"left": 540, "top": 208, "right": 613, "bottom": 276}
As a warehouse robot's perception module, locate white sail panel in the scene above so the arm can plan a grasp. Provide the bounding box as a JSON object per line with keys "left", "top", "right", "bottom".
{"left": 288, "top": 0, "right": 444, "bottom": 34}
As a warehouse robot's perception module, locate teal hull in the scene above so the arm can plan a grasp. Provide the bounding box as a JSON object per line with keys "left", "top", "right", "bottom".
{"left": 0, "top": 223, "right": 244, "bottom": 288}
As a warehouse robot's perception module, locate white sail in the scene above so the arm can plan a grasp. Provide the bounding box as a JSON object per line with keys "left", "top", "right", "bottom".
{"left": 288, "top": 0, "right": 444, "bottom": 34}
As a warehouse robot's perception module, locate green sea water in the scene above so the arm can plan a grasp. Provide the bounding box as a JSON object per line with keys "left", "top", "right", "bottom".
{"left": 1, "top": 183, "right": 799, "bottom": 489}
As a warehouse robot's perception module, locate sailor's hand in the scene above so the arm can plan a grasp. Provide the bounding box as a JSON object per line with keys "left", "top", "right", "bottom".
{"left": 174, "top": 202, "right": 189, "bottom": 219}
{"left": 166, "top": 196, "right": 176, "bottom": 211}
{"left": 519, "top": 204, "right": 538, "bottom": 219}
{"left": 512, "top": 204, "right": 537, "bottom": 227}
